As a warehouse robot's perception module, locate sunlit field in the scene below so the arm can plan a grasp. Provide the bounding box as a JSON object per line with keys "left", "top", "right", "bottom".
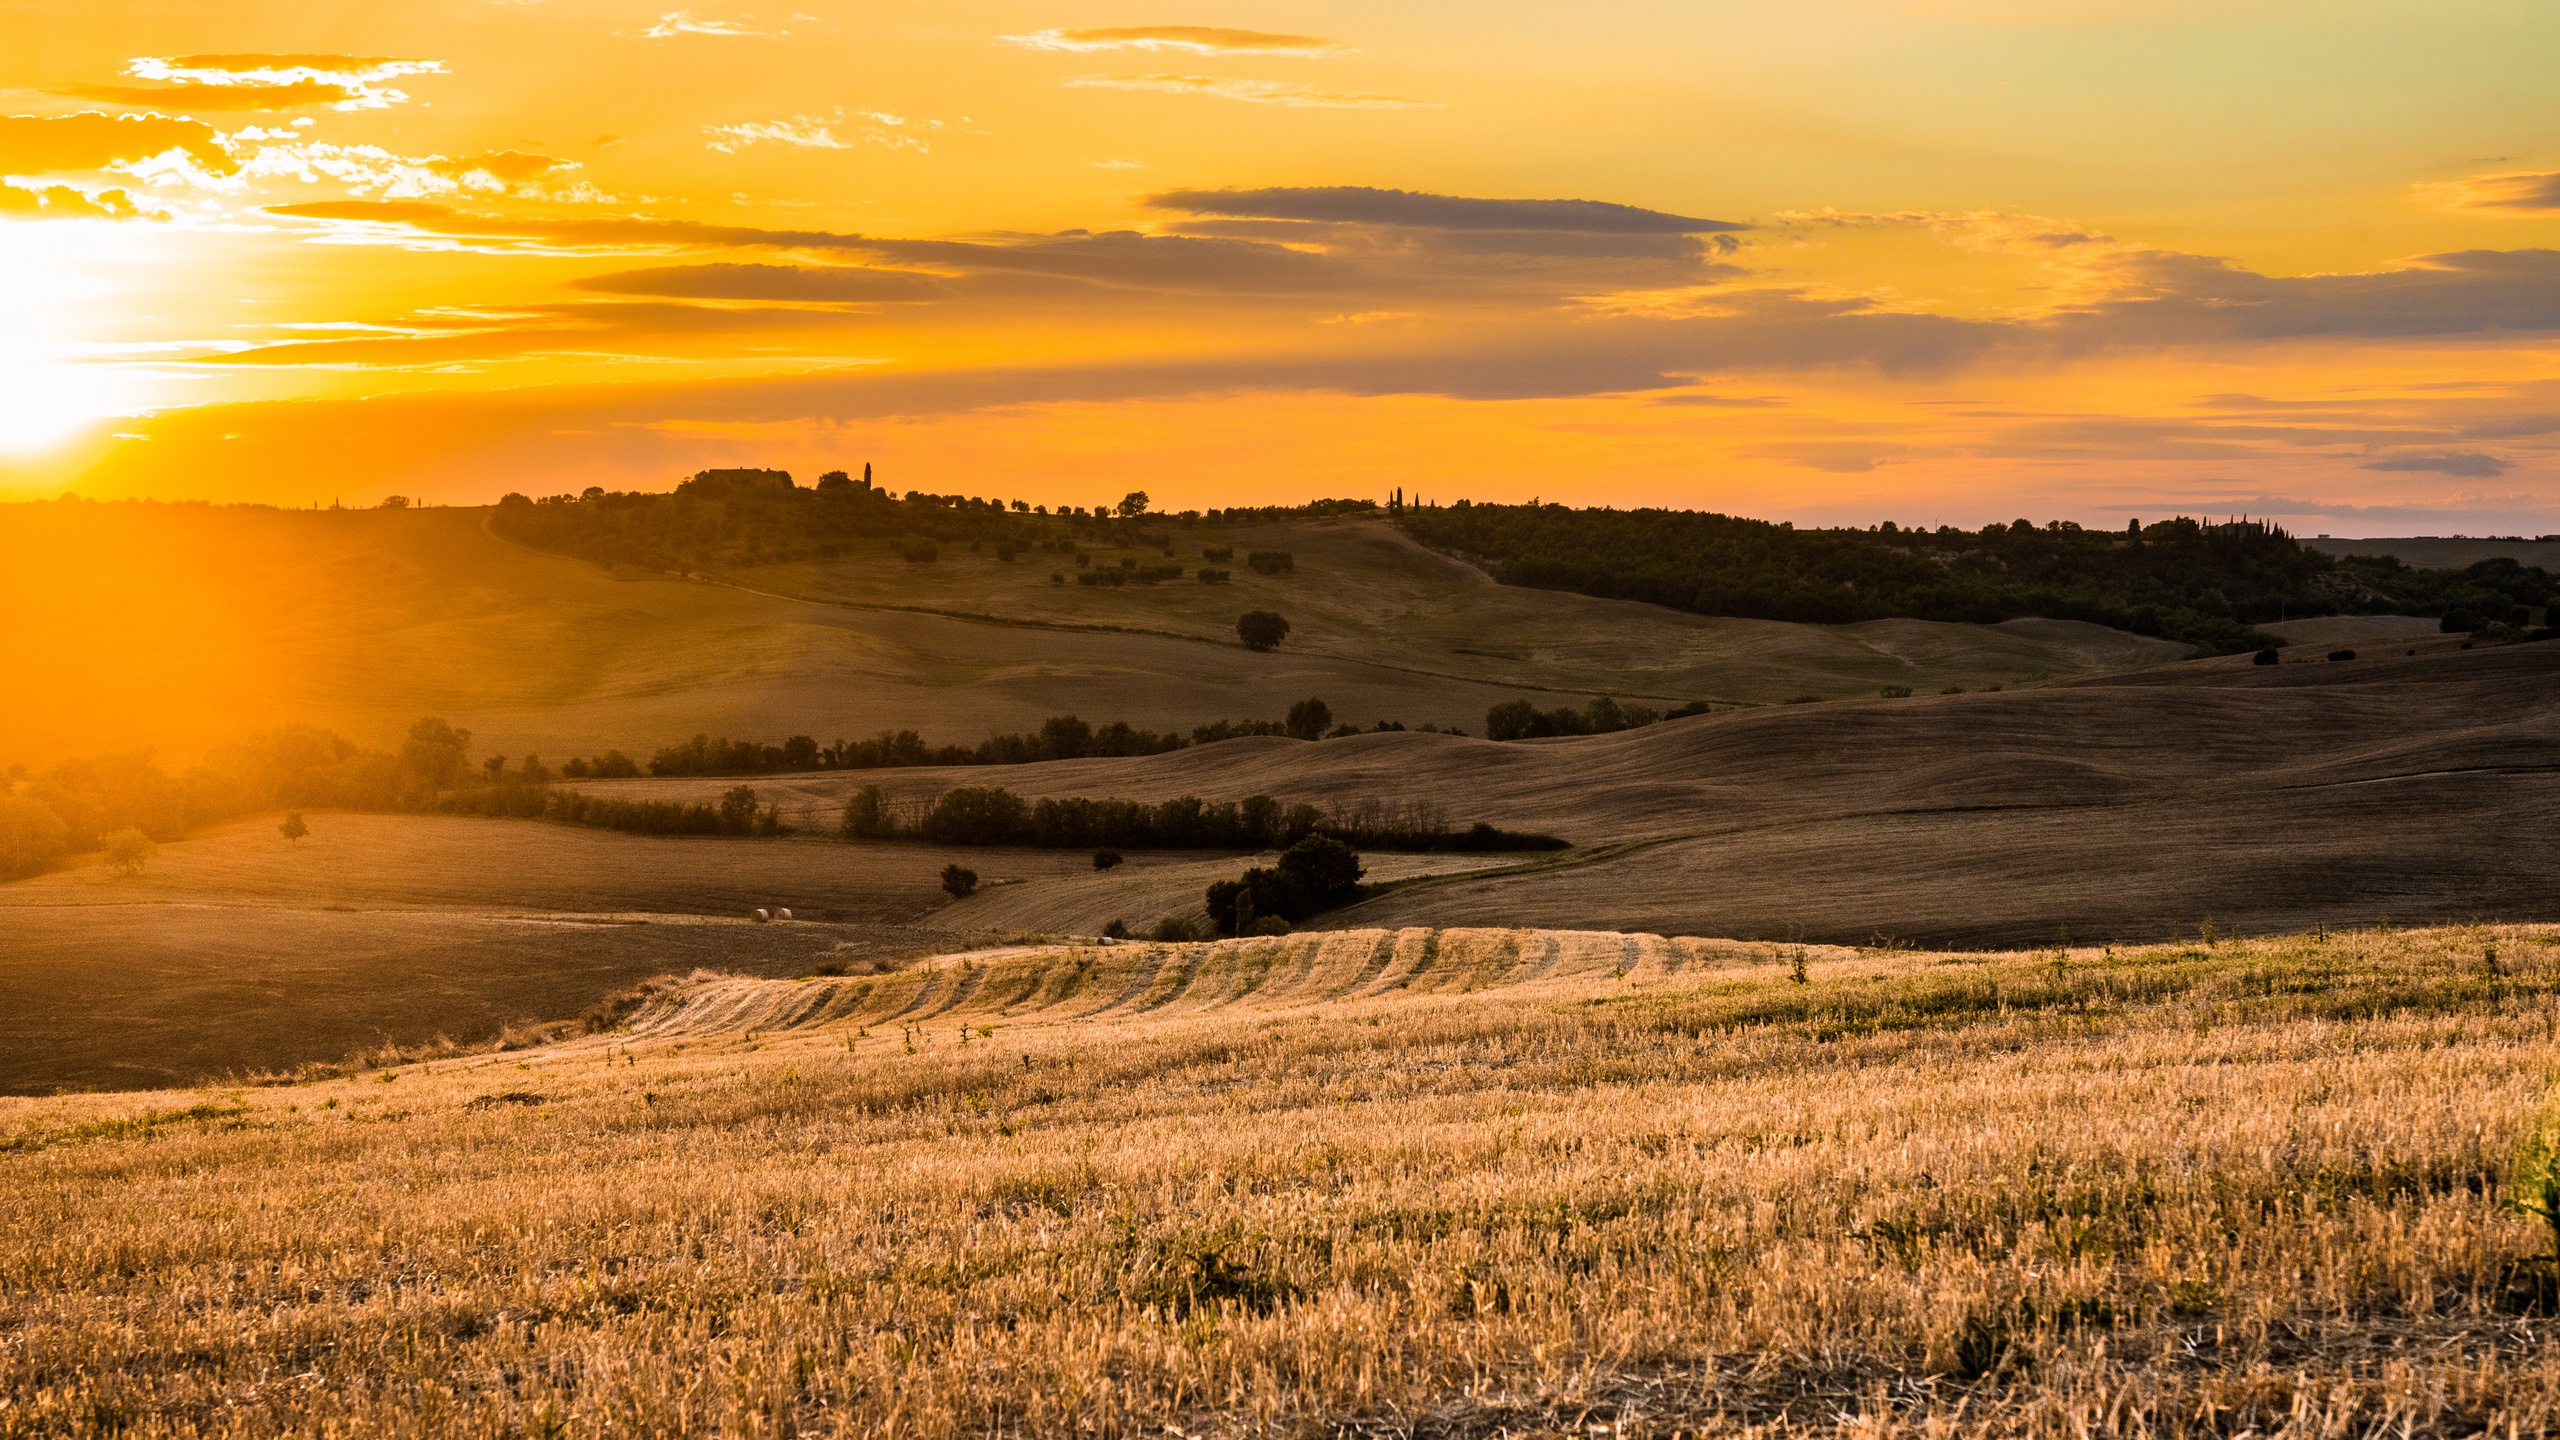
{"left": 8, "top": 924, "right": 2558, "bottom": 1437}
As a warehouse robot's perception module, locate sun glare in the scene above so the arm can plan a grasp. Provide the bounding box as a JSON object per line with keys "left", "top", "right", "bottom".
{"left": 0, "top": 223, "right": 154, "bottom": 456}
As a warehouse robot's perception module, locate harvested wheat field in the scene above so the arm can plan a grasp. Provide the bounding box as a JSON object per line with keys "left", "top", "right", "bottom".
{"left": 8, "top": 922, "right": 2560, "bottom": 1436}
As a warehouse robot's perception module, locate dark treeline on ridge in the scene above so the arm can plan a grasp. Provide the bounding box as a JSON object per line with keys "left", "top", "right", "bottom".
{"left": 840, "top": 785, "right": 1561, "bottom": 854}
{"left": 612, "top": 701, "right": 1463, "bottom": 779}
{"left": 488, "top": 465, "right": 1378, "bottom": 575}
{"left": 1399, "top": 503, "right": 2560, "bottom": 654}
{"left": 1, "top": 715, "right": 1552, "bottom": 879}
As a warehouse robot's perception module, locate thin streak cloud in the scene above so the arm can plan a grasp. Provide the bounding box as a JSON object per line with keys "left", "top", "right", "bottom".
{"left": 643, "top": 12, "right": 771, "bottom": 38}
{"left": 1002, "top": 27, "right": 1349, "bottom": 56}
{"left": 1062, "top": 75, "right": 1435, "bottom": 109}
{"left": 2415, "top": 170, "right": 2560, "bottom": 215}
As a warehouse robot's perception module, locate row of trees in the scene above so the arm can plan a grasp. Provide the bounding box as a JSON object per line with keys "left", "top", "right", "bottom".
{"left": 0, "top": 720, "right": 492, "bottom": 879}
{"left": 838, "top": 784, "right": 1562, "bottom": 853}
{"left": 593, "top": 699, "right": 1402, "bottom": 781}
{"left": 492, "top": 467, "right": 1314, "bottom": 577}
{"left": 1400, "top": 504, "right": 2560, "bottom": 655}
{"left": 1484, "top": 695, "right": 1713, "bottom": 741}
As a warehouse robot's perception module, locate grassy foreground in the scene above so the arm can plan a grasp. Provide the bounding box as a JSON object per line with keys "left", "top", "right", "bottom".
{"left": 6, "top": 925, "right": 2559, "bottom": 1436}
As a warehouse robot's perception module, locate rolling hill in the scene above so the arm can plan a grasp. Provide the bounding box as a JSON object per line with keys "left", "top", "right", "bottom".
{"left": 609, "top": 641, "right": 2560, "bottom": 948}
{"left": 0, "top": 500, "right": 2185, "bottom": 768}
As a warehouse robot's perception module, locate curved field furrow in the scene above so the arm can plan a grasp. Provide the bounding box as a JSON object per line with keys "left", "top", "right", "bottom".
{"left": 597, "top": 928, "right": 1834, "bottom": 1044}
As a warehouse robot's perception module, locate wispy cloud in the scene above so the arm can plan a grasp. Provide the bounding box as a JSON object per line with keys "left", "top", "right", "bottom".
{"left": 1148, "top": 185, "right": 1744, "bottom": 234}
{"left": 58, "top": 54, "right": 445, "bottom": 111}
{"left": 643, "top": 11, "right": 770, "bottom": 38}
{"left": 233, "top": 142, "right": 591, "bottom": 200}
{"left": 1063, "top": 75, "right": 1434, "bottom": 108}
{"left": 0, "top": 111, "right": 234, "bottom": 178}
{"left": 704, "top": 110, "right": 931, "bottom": 154}
{"left": 2363, "top": 451, "right": 2509, "bottom": 477}
{"left": 1002, "top": 26, "right": 1348, "bottom": 56}
{"left": 2414, "top": 169, "right": 2560, "bottom": 215}
{"left": 0, "top": 180, "right": 145, "bottom": 220}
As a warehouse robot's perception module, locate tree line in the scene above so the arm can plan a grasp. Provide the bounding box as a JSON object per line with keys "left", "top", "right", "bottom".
{"left": 586, "top": 701, "right": 1461, "bottom": 780}
{"left": 838, "top": 785, "right": 1561, "bottom": 853}
{"left": 0, "top": 715, "right": 1550, "bottom": 878}
{"left": 1398, "top": 504, "right": 2560, "bottom": 655}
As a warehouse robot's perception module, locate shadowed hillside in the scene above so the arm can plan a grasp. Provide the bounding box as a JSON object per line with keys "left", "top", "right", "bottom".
{"left": 614, "top": 643, "right": 2560, "bottom": 947}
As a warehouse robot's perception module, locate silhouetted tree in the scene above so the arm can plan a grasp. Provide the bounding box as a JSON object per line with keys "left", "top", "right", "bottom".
{"left": 1237, "top": 610, "right": 1292, "bottom": 652}
{"left": 940, "top": 863, "right": 979, "bottom": 899}
{"left": 102, "top": 827, "right": 155, "bottom": 876}
{"left": 1116, "top": 491, "right": 1150, "bottom": 518}
{"left": 839, "top": 785, "right": 892, "bottom": 839}
{"left": 1094, "top": 849, "right": 1124, "bottom": 870}
{"left": 1285, "top": 697, "right": 1332, "bottom": 740}
{"left": 398, "top": 718, "right": 472, "bottom": 797}
{"left": 1277, "top": 834, "right": 1363, "bottom": 897}
{"left": 279, "top": 812, "right": 309, "bottom": 845}
{"left": 719, "top": 785, "right": 760, "bottom": 834}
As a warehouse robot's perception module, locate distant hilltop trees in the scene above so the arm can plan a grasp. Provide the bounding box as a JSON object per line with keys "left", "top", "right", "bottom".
{"left": 1398, "top": 504, "right": 2560, "bottom": 656}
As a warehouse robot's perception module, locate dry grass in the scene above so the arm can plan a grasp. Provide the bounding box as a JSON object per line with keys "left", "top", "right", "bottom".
{"left": 7, "top": 923, "right": 2560, "bottom": 1436}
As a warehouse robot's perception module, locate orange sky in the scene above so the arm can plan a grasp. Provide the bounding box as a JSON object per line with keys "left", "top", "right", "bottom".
{"left": 4, "top": 0, "right": 2558, "bottom": 532}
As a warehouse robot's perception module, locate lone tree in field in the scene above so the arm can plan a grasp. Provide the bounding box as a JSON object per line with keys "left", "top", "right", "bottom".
{"left": 940, "top": 863, "right": 979, "bottom": 900}
{"left": 1115, "top": 491, "right": 1150, "bottom": 519}
{"left": 1285, "top": 697, "right": 1332, "bottom": 741}
{"left": 279, "top": 812, "right": 309, "bottom": 846}
{"left": 1237, "top": 610, "right": 1291, "bottom": 652}
{"left": 102, "top": 828, "right": 155, "bottom": 877}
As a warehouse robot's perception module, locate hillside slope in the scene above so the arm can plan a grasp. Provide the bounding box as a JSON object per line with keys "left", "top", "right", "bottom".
{"left": 615, "top": 644, "right": 2560, "bottom": 946}
{"left": 0, "top": 502, "right": 2183, "bottom": 766}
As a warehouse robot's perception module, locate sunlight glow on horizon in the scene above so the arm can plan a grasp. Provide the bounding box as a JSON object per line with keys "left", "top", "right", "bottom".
{"left": 0, "top": 0, "right": 2553, "bottom": 530}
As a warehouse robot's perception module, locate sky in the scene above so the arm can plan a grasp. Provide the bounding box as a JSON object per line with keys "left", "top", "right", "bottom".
{"left": 3, "top": 0, "right": 2558, "bottom": 532}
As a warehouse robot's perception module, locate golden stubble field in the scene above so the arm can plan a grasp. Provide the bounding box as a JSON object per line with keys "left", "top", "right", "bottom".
{"left": 6, "top": 923, "right": 2559, "bottom": 1437}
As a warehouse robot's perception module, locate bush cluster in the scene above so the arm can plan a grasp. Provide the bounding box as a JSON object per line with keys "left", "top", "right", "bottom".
{"left": 1206, "top": 835, "right": 1365, "bottom": 936}
{"left": 1484, "top": 695, "right": 1711, "bottom": 741}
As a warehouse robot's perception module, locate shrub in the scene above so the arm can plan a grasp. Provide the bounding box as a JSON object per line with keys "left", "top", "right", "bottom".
{"left": 1277, "top": 834, "right": 1363, "bottom": 897}
{"left": 2253, "top": 647, "right": 2279, "bottom": 666}
{"left": 1202, "top": 546, "right": 1234, "bottom": 562}
{"left": 1198, "top": 568, "right": 1231, "bottom": 584}
{"left": 839, "top": 785, "right": 892, "bottom": 839}
{"left": 1285, "top": 697, "right": 1332, "bottom": 741}
{"left": 2328, "top": 649, "right": 2357, "bottom": 662}
{"left": 1246, "top": 550, "right": 1294, "bottom": 575}
{"left": 1094, "top": 849, "right": 1124, "bottom": 870}
{"left": 940, "top": 863, "right": 979, "bottom": 899}
{"left": 1150, "top": 916, "right": 1201, "bottom": 942}
{"left": 1879, "top": 685, "right": 1913, "bottom": 698}
{"left": 900, "top": 539, "right": 938, "bottom": 564}
{"left": 102, "top": 827, "right": 155, "bottom": 876}
{"left": 1103, "top": 918, "right": 1131, "bottom": 939}
{"left": 1247, "top": 916, "right": 1292, "bottom": 936}
{"left": 1236, "top": 611, "right": 1292, "bottom": 652}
